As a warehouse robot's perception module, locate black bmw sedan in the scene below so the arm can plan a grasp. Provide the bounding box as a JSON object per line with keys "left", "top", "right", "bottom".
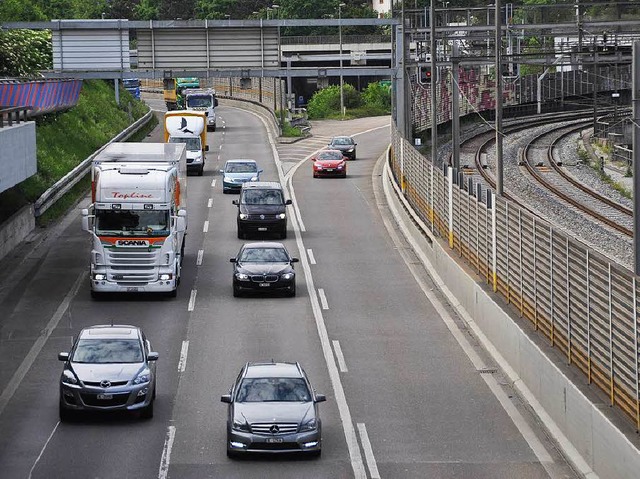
{"left": 230, "top": 242, "right": 298, "bottom": 297}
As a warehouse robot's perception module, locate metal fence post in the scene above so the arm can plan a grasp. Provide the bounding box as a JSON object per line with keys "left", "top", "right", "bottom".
{"left": 567, "top": 237, "right": 572, "bottom": 364}
{"left": 550, "top": 226, "right": 555, "bottom": 346}
{"left": 430, "top": 162, "right": 435, "bottom": 231}
{"left": 400, "top": 138, "right": 405, "bottom": 193}
{"left": 490, "top": 191, "right": 498, "bottom": 292}
{"left": 448, "top": 166, "right": 454, "bottom": 248}
{"left": 608, "top": 264, "right": 614, "bottom": 406}
{"left": 533, "top": 217, "right": 538, "bottom": 330}
{"left": 519, "top": 210, "right": 524, "bottom": 317}
{"left": 634, "top": 277, "right": 639, "bottom": 430}
{"left": 587, "top": 250, "right": 592, "bottom": 384}
{"left": 505, "top": 202, "right": 510, "bottom": 304}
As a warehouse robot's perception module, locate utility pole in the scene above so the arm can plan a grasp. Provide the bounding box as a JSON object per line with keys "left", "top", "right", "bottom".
{"left": 633, "top": 42, "right": 640, "bottom": 275}
{"left": 452, "top": 41, "right": 460, "bottom": 169}
{"left": 495, "top": 0, "right": 503, "bottom": 196}
{"left": 430, "top": 0, "right": 437, "bottom": 168}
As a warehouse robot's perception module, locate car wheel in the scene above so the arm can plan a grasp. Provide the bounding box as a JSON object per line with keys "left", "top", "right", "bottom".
{"left": 280, "top": 227, "right": 287, "bottom": 239}
{"left": 198, "top": 166, "right": 204, "bottom": 176}
{"left": 59, "top": 399, "right": 74, "bottom": 422}
{"left": 212, "top": 125, "right": 217, "bottom": 132}
{"left": 233, "top": 284, "right": 241, "bottom": 297}
{"left": 308, "top": 449, "right": 321, "bottom": 458}
{"left": 287, "top": 282, "right": 296, "bottom": 297}
{"left": 237, "top": 228, "right": 244, "bottom": 239}
{"left": 227, "top": 448, "right": 240, "bottom": 459}
{"left": 140, "top": 399, "right": 154, "bottom": 419}
{"left": 167, "top": 287, "right": 177, "bottom": 298}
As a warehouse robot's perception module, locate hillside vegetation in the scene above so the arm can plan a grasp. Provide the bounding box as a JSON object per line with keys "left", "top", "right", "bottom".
{"left": 0, "top": 79, "right": 153, "bottom": 225}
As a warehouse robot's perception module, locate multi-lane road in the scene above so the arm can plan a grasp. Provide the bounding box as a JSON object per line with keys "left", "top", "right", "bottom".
{"left": 0, "top": 99, "right": 578, "bottom": 478}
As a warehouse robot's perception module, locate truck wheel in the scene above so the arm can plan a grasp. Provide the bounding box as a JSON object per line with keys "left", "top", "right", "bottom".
{"left": 90, "top": 290, "right": 102, "bottom": 300}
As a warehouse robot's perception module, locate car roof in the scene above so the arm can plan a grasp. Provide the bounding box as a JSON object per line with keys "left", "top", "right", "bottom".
{"left": 226, "top": 159, "right": 257, "bottom": 164}
{"left": 242, "top": 241, "right": 286, "bottom": 249}
{"left": 319, "top": 149, "right": 344, "bottom": 155}
{"left": 240, "top": 181, "right": 282, "bottom": 190}
{"left": 331, "top": 136, "right": 353, "bottom": 141}
{"left": 244, "top": 362, "right": 303, "bottom": 379}
{"left": 78, "top": 325, "right": 140, "bottom": 340}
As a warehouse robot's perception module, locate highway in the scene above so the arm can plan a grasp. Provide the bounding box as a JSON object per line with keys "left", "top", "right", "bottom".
{"left": 0, "top": 99, "right": 578, "bottom": 478}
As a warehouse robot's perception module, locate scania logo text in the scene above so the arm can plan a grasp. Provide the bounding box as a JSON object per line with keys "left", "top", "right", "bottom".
{"left": 116, "top": 240, "right": 150, "bottom": 247}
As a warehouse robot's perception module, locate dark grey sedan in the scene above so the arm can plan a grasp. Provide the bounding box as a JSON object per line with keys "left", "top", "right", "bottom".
{"left": 231, "top": 242, "right": 298, "bottom": 297}
{"left": 58, "top": 325, "right": 158, "bottom": 421}
{"left": 327, "top": 136, "right": 357, "bottom": 160}
{"left": 221, "top": 362, "right": 326, "bottom": 457}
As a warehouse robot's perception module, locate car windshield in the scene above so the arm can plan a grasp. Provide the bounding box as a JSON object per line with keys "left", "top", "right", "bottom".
{"left": 72, "top": 339, "right": 144, "bottom": 364}
{"left": 241, "top": 189, "right": 283, "bottom": 205}
{"left": 318, "top": 151, "right": 342, "bottom": 160}
{"left": 332, "top": 138, "right": 353, "bottom": 145}
{"left": 187, "top": 95, "right": 212, "bottom": 108}
{"left": 169, "top": 136, "right": 201, "bottom": 151}
{"left": 226, "top": 162, "right": 257, "bottom": 173}
{"left": 123, "top": 79, "right": 139, "bottom": 88}
{"left": 239, "top": 247, "right": 289, "bottom": 263}
{"left": 236, "top": 377, "right": 311, "bottom": 402}
{"left": 95, "top": 210, "right": 170, "bottom": 236}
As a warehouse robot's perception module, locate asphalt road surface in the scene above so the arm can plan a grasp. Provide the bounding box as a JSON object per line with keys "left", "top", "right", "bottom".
{"left": 0, "top": 98, "right": 578, "bottom": 479}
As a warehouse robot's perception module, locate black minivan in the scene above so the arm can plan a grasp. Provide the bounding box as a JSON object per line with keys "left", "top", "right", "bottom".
{"left": 232, "top": 182, "right": 292, "bottom": 239}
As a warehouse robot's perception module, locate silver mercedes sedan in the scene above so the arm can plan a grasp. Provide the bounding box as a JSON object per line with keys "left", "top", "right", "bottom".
{"left": 221, "top": 361, "right": 326, "bottom": 457}
{"left": 58, "top": 325, "right": 158, "bottom": 421}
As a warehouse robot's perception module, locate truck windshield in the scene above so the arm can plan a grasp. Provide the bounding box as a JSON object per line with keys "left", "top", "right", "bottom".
{"left": 123, "top": 79, "right": 139, "bottom": 89}
{"left": 187, "top": 95, "right": 212, "bottom": 108}
{"left": 95, "top": 210, "right": 171, "bottom": 236}
{"left": 169, "top": 137, "right": 201, "bottom": 151}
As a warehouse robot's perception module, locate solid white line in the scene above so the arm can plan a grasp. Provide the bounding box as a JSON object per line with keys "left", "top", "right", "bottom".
{"left": 28, "top": 422, "right": 60, "bottom": 479}
{"left": 307, "top": 248, "right": 316, "bottom": 265}
{"left": 203, "top": 221, "right": 209, "bottom": 233}
{"left": 158, "top": 425, "right": 176, "bottom": 479}
{"left": 287, "top": 175, "right": 306, "bottom": 232}
{"left": 196, "top": 249, "right": 204, "bottom": 266}
{"left": 357, "top": 423, "right": 381, "bottom": 479}
{"left": 178, "top": 341, "right": 189, "bottom": 373}
{"left": 0, "top": 272, "right": 83, "bottom": 417}
{"left": 332, "top": 340, "right": 348, "bottom": 372}
{"left": 188, "top": 289, "right": 197, "bottom": 311}
{"left": 380, "top": 159, "right": 555, "bottom": 467}
{"left": 318, "top": 288, "right": 329, "bottom": 310}
{"left": 211, "top": 178, "right": 216, "bottom": 188}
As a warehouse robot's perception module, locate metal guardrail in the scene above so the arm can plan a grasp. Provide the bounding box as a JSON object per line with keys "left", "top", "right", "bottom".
{"left": 391, "top": 126, "right": 640, "bottom": 429}
{"left": 33, "top": 109, "right": 154, "bottom": 217}
{"left": 0, "top": 106, "right": 30, "bottom": 127}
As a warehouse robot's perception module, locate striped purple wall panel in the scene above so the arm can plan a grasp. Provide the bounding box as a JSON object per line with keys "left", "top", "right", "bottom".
{"left": 0, "top": 80, "right": 83, "bottom": 116}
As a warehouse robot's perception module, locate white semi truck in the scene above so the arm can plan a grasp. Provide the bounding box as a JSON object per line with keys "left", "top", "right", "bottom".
{"left": 183, "top": 88, "right": 218, "bottom": 131}
{"left": 81, "top": 142, "right": 188, "bottom": 298}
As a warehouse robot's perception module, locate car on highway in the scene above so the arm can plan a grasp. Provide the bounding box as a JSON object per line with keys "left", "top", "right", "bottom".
{"left": 58, "top": 325, "right": 158, "bottom": 421}
{"left": 221, "top": 361, "right": 326, "bottom": 457}
{"left": 230, "top": 242, "right": 298, "bottom": 297}
{"left": 311, "top": 149, "right": 347, "bottom": 178}
{"left": 232, "top": 182, "right": 291, "bottom": 239}
{"left": 327, "top": 136, "right": 357, "bottom": 160}
{"left": 221, "top": 159, "right": 263, "bottom": 193}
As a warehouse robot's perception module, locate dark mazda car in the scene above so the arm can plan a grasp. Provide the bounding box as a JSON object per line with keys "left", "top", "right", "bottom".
{"left": 233, "top": 182, "right": 291, "bottom": 239}
{"left": 231, "top": 242, "right": 298, "bottom": 297}
{"left": 221, "top": 361, "right": 326, "bottom": 457}
{"left": 327, "top": 136, "right": 357, "bottom": 160}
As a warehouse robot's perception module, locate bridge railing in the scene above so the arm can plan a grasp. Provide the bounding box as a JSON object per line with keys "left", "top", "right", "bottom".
{"left": 0, "top": 106, "right": 30, "bottom": 128}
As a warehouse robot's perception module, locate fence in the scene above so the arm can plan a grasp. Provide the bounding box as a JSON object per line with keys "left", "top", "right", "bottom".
{"left": 391, "top": 126, "right": 640, "bottom": 428}
{"left": 0, "top": 79, "right": 83, "bottom": 116}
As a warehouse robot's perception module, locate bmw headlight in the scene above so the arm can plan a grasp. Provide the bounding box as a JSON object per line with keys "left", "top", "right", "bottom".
{"left": 232, "top": 418, "right": 251, "bottom": 432}
{"left": 133, "top": 369, "right": 151, "bottom": 385}
{"left": 239, "top": 213, "right": 248, "bottom": 220}
{"left": 277, "top": 213, "right": 286, "bottom": 220}
{"left": 62, "top": 370, "right": 78, "bottom": 385}
{"left": 281, "top": 272, "right": 294, "bottom": 280}
{"left": 337, "top": 164, "right": 344, "bottom": 169}
{"left": 300, "top": 417, "right": 318, "bottom": 432}
{"left": 347, "top": 148, "right": 354, "bottom": 152}
{"left": 224, "top": 176, "right": 234, "bottom": 183}
{"left": 235, "top": 273, "right": 250, "bottom": 281}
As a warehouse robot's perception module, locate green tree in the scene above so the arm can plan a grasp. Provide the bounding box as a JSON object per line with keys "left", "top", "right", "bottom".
{"left": 0, "top": 30, "right": 52, "bottom": 77}
{"left": 160, "top": 0, "right": 196, "bottom": 19}
{"left": 135, "top": 0, "right": 160, "bottom": 20}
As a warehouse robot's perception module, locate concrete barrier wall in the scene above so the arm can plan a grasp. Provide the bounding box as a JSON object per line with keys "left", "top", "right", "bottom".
{"left": 383, "top": 160, "right": 640, "bottom": 479}
{"left": 0, "top": 205, "right": 35, "bottom": 262}
{"left": 0, "top": 121, "right": 37, "bottom": 194}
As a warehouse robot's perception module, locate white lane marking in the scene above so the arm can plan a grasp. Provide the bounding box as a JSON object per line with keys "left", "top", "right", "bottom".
{"left": 0, "top": 272, "right": 83, "bottom": 417}
{"left": 318, "top": 288, "right": 329, "bottom": 310}
{"left": 196, "top": 249, "right": 204, "bottom": 266}
{"left": 379, "top": 159, "right": 555, "bottom": 467}
{"left": 178, "top": 341, "right": 189, "bottom": 373}
{"left": 287, "top": 175, "right": 306, "bottom": 232}
{"left": 307, "top": 248, "right": 316, "bottom": 265}
{"left": 357, "top": 423, "right": 381, "bottom": 479}
{"left": 332, "top": 340, "right": 348, "bottom": 373}
{"left": 28, "top": 422, "right": 60, "bottom": 479}
{"left": 207, "top": 198, "right": 213, "bottom": 208}
{"left": 203, "top": 221, "right": 209, "bottom": 233}
{"left": 219, "top": 145, "right": 223, "bottom": 150}
{"left": 211, "top": 178, "right": 217, "bottom": 187}
{"left": 188, "top": 290, "right": 197, "bottom": 311}
{"left": 158, "top": 425, "right": 176, "bottom": 479}
{"left": 217, "top": 154, "right": 221, "bottom": 161}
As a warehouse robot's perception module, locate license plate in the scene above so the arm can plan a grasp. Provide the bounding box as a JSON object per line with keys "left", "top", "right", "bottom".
{"left": 127, "top": 287, "right": 138, "bottom": 292}
{"left": 97, "top": 393, "right": 113, "bottom": 400}
{"left": 267, "top": 438, "right": 284, "bottom": 443}
{"left": 258, "top": 227, "right": 268, "bottom": 231}
{"left": 259, "top": 283, "right": 270, "bottom": 287}
{"left": 326, "top": 168, "right": 334, "bottom": 172}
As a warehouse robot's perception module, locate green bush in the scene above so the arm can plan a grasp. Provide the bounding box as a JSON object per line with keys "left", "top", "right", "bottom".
{"left": 0, "top": 29, "right": 52, "bottom": 77}
{"left": 307, "top": 84, "right": 362, "bottom": 119}
{"left": 362, "top": 82, "right": 391, "bottom": 110}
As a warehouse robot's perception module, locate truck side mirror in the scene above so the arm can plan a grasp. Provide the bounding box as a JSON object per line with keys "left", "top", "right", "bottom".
{"left": 81, "top": 208, "right": 91, "bottom": 232}
{"left": 214, "top": 99, "right": 219, "bottom": 107}
{"left": 232, "top": 200, "right": 239, "bottom": 206}
{"left": 285, "top": 199, "right": 292, "bottom": 205}
{"left": 205, "top": 145, "right": 209, "bottom": 152}
{"left": 176, "top": 209, "right": 187, "bottom": 233}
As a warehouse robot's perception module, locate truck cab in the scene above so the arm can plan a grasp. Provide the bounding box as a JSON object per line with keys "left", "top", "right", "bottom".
{"left": 184, "top": 88, "right": 218, "bottom": 132}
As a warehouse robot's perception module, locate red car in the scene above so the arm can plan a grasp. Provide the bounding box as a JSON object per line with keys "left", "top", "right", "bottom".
{"left": 311, "top": 149, "right": 347, "bottom": 178}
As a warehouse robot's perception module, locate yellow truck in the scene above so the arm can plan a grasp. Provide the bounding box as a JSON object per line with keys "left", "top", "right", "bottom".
{"left": 164, "top": 110, "right": 208, "bottom": 176}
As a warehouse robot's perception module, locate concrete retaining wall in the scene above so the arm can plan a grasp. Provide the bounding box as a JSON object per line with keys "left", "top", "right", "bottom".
{"left": 383, "top": 159, "right": 640, "bottom": 479}
{"left": 0, "top": 205, "right": 35, "bottom": 262}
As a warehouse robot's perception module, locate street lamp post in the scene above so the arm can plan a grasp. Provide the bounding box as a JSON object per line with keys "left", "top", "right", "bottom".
{"left": 339, "top": 2, "right": 346, "bottom": 117}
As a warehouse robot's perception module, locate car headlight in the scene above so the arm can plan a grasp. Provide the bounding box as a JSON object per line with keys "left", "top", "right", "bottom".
{"left": 337, "top": 164, "right": 344, "bottom": 169}
{"left": 62, "top": 370, "right": 78, "bottom": 385}
{"left": 300, "top": 418, "right": 318, "bottom": 432}
{"left": 133, "top": 369, "right": 151, "bottom": 385}
{"left": 93, "top": 273, "right": 106, "bottom": 281}
{"left": 232, "top": 418, "right": 251, "bottom": 432}
{"left": 277, "top": 213, "right": 286, "bottom": 219}
{"left": 235, "top": 273, "right": 250, "bottom": 281}
{"left": 315, "top": 164, "right": 322, "bottom": 169}
{"left": 224, "top": 176, "right": 234, "bottom": 183}
{"left": 281, "top": 272, "right": 294, "bottom": 280}
{"left": 239, "top": 213, "right": 248, "bottom": 220}
{"left": 347, "top": 148, "right": 354, "bottom": 152}
{"left": 250, "top": 176, "right": 258, "bottom": 181}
